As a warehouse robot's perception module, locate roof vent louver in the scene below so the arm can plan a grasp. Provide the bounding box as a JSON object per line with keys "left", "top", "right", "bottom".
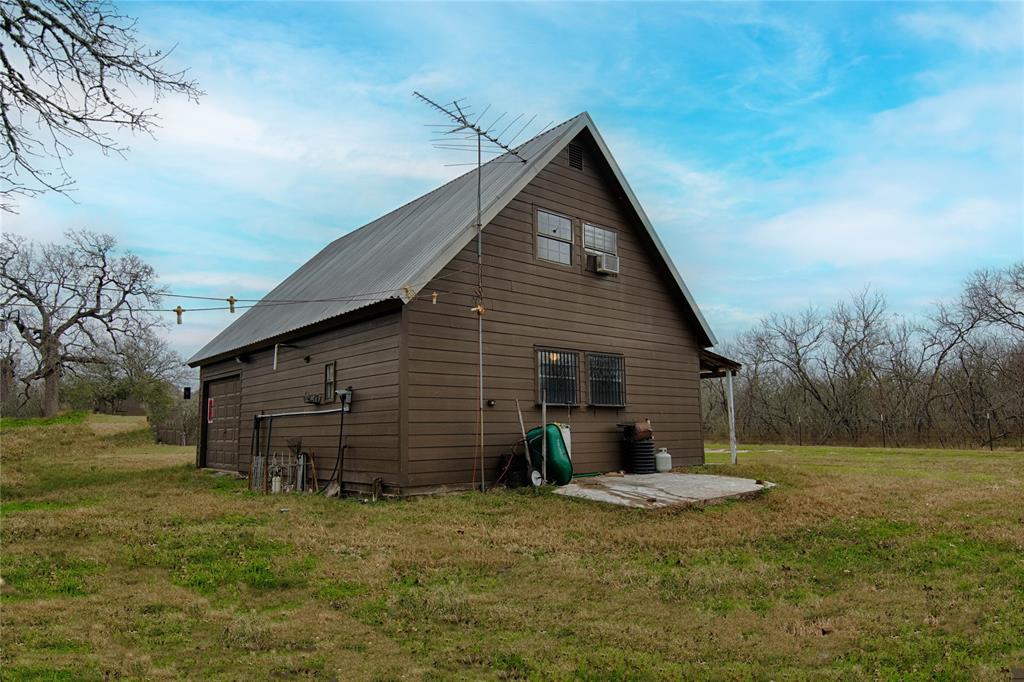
{"left": 567, "top": 143, "right": 584, "bottom": 170}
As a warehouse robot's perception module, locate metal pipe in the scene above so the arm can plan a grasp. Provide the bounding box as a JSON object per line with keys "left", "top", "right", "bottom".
{"left": 336, "top": 398, "right": 347, "bottom": 489}
{"left": 477, "top": 131, "right": 485, "bottom": 493}
{"left": 264, "top": 415, "right": 273, "bottom": 494}
{"left": 255, "top": 407, "right": 350, "bottom": 419}
{"left": 541, "top": 391, "right": 547, "bottom": 483}
{"left": 726, "top": 370, "right": 737, "bottom": 465}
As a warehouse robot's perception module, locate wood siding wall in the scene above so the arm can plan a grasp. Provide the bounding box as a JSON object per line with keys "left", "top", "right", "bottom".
{"left": 198, "top": 310, "right": 402, "bottom": 491}
{"left": 403, "top": 131, "right": 705, "bottom": 492}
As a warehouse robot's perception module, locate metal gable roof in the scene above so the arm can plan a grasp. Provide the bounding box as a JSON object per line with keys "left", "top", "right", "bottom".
{"left": 187, "top": 112, "right": 716, "bottom": 366}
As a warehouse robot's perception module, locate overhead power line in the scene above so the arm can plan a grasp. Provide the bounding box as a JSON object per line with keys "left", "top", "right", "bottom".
{"left": 1, "top": 265, "right": 481, "bottom": 323}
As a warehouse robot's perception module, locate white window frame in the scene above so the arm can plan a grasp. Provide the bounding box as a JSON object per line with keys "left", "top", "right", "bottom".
{"left": 324, "top": 361, "right": 336, "bottom": 403}
{"left": 583, "top": 222, "right": 618, "bottom": 256}
{"left": 536, "top": 208, "right": 573, "bottom": 266}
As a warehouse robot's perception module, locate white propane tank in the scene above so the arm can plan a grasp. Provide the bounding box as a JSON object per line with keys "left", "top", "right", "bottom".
{"left": 655, "top": 447, "right": 672, "bottom": 473}
{"left": 271, "top": 475, "right": 282, "bottom": 494}
{"left": 555, "top": 422, "right": 572, "bottom": 460}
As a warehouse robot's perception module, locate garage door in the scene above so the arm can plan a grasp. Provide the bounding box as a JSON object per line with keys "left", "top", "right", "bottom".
{"left": 204, "top": 376, "right": 241, "bottom": 470}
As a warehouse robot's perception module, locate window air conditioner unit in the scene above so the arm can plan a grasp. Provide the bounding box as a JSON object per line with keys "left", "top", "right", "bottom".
{"left": 595, "top": 252, "right": 620, "bottom": 275}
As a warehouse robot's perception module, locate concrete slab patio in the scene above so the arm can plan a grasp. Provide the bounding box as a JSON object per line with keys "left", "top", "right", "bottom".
{"left": 554, "top": 472, "right": 775, "bottom": 509}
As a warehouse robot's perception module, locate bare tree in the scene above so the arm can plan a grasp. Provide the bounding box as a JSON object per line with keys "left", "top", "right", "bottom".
{"left": 63, "top": 328, "right": 190, "bottom": 417}
{"left": 962, "top": 263, "right": 1024, "bottom": 335}
{"left": 703, "top": 264, "right": 1023, "bottom": 450}
{"left": 0, "top": 228, "right": 162, "bottom": 416}
{"left": 1, "top": 0, "right": 202, "bottom": 210}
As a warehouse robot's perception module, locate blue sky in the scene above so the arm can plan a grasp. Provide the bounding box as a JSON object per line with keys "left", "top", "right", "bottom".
{"left": 5, "top": 1, "right": 1022, "bottom": 356}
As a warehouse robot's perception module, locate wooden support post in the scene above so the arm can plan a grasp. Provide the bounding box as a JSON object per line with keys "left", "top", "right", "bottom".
{"left": 726, "top": 370, "right": 737, "bottom": 465}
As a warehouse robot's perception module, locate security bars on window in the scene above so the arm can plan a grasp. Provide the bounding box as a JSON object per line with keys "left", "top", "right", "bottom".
{"left": 537, "top": 349, "right": 579, "bottom": 405}
{"left": 588, "top": 353, "right": 626, "bottom": 406}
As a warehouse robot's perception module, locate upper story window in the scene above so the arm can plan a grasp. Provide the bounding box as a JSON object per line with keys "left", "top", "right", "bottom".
{"left": 537, "top": 209, "right": 573, "bottom": 266}
{"left": 584, "top": 223, "right": 618, "bottom": 256}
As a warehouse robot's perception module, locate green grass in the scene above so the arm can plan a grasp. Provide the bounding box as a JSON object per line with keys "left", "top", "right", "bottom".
{"left": 0, "top": 410, "right": 88, "bottom": 430}
{"left": 1, "top": 418, "right": 1022, "bottom": 680}
{"left": 1, "top": 553, "right": 100, "bottom": 599}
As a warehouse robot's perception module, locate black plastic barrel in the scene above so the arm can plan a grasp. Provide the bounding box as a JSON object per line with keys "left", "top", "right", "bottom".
{"left": 627, "top": 439, "right": 657, "bottom": 474}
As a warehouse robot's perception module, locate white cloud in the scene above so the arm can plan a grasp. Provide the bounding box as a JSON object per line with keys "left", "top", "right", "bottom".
{"left": 900, "top": 5, "right": 1024, "bottom": 53}
{"left": 751, "top": 191, "right": 1010, "bottom": 267}
{"left": 159, "top": 270, "right": 284, "bottom": 293}
{"left": 871, "top": 79, "right": 1023, "bottom": 156}
{"left": 745, "top": 74, "right": 1022, "bottom": 268}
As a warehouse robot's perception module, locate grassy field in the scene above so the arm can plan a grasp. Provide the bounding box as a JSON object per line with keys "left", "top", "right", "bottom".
{"left": 1, "top": 416, "right": 1022, "bottom": 680}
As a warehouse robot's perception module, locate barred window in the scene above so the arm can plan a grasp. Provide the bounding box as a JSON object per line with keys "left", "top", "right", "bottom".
{"left": 588, "top": 353, "right": 626, "bottom": 406}
{"left": 537, "top": 349, "right": 579, "bottom": 405}
{"left": 537, "top": 209, "right": 573, "bottom": 265}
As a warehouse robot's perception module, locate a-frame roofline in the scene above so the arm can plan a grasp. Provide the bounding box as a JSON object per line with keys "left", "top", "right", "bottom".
{"left": 189, "top": 112, "right": 716, "bottom": 366}
{"left": 411, "top": 112, "right": 717, "bottom": 348}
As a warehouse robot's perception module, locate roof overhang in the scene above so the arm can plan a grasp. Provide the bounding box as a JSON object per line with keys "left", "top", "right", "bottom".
{"left": 699, "top": 348, "right": 741, "bottom": 378}
{"left": 187, "top": 299, "right": 401, "bottom": 368}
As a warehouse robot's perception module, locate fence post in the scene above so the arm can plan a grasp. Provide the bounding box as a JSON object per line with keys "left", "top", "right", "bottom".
{"left": 986, "top": 412, "right": 993, "bottom": 451}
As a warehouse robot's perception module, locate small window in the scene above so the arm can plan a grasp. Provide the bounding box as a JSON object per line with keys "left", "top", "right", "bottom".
{"left": 584, "top": 223, "right": 618, "bottom": 255}
{"left": 324, "top": 361, "right": 336, "bottom": 402}
{"left": 537, "top": 209, "right": 573, "bottom": 266}
{"left": 567, "top": 143, "right": 584, "bottom": 170}
{"left": 537, "top": 349, "right": 579, "bottom": 405}
{"left": 588, "top": 353, "right": 626, "bottom": 406}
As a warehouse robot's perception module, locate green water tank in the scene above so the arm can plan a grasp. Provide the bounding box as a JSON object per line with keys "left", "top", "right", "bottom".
{"left": 526, "top": 423, "right": 573, "bottom": 486}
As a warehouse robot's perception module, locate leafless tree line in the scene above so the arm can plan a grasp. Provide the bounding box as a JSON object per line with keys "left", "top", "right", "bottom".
{"left": 702, "top": 263, "right": 1024, "bottom": 450}
{"left": 0, "top": 228, "right": 189, "bottom": 418}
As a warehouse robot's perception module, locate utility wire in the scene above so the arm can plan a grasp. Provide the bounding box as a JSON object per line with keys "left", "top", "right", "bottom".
{"left": 5, "top": 265, "right": 479, "bottom": 306}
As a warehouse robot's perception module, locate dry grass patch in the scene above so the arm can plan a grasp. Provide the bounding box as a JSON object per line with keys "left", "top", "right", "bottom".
{"left": 1, "top": 419, "right": 1022, "bottom": 680}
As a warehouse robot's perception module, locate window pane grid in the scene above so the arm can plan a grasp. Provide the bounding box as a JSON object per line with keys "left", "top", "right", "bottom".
{"left": 324, "top": 362, "right": 336, "bottom": 402}
{"left": 538, "top": 236, "right": 571, "bottom": 265}
{"left": 538, "top": 210, "right": 572, "bottom": 242}
{"left": 588, "top": 353, "right": 625, "bottom": 406}
{"left": 584, "top": 223, "right": 617, "bottom": 254}
{"left": 538, "top": 350, "right": 579, "bottom": 405}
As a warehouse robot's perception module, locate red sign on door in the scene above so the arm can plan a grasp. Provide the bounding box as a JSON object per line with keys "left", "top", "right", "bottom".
{"left": 207, "top": 398, "right": 214, "bottom": 424}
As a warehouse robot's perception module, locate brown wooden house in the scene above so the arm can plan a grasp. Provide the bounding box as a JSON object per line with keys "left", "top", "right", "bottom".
{"left": 187, "top": 112, "right": 724, "bottom": 496}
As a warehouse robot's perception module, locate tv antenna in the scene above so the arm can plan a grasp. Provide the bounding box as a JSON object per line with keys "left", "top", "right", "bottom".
{"left": 413, "top": 92, "right": 553, "bottom": 494}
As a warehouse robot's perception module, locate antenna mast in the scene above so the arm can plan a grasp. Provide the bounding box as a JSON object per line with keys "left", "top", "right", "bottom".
{"left": 413, "top": 92, "right": 534, "bottom": 494}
